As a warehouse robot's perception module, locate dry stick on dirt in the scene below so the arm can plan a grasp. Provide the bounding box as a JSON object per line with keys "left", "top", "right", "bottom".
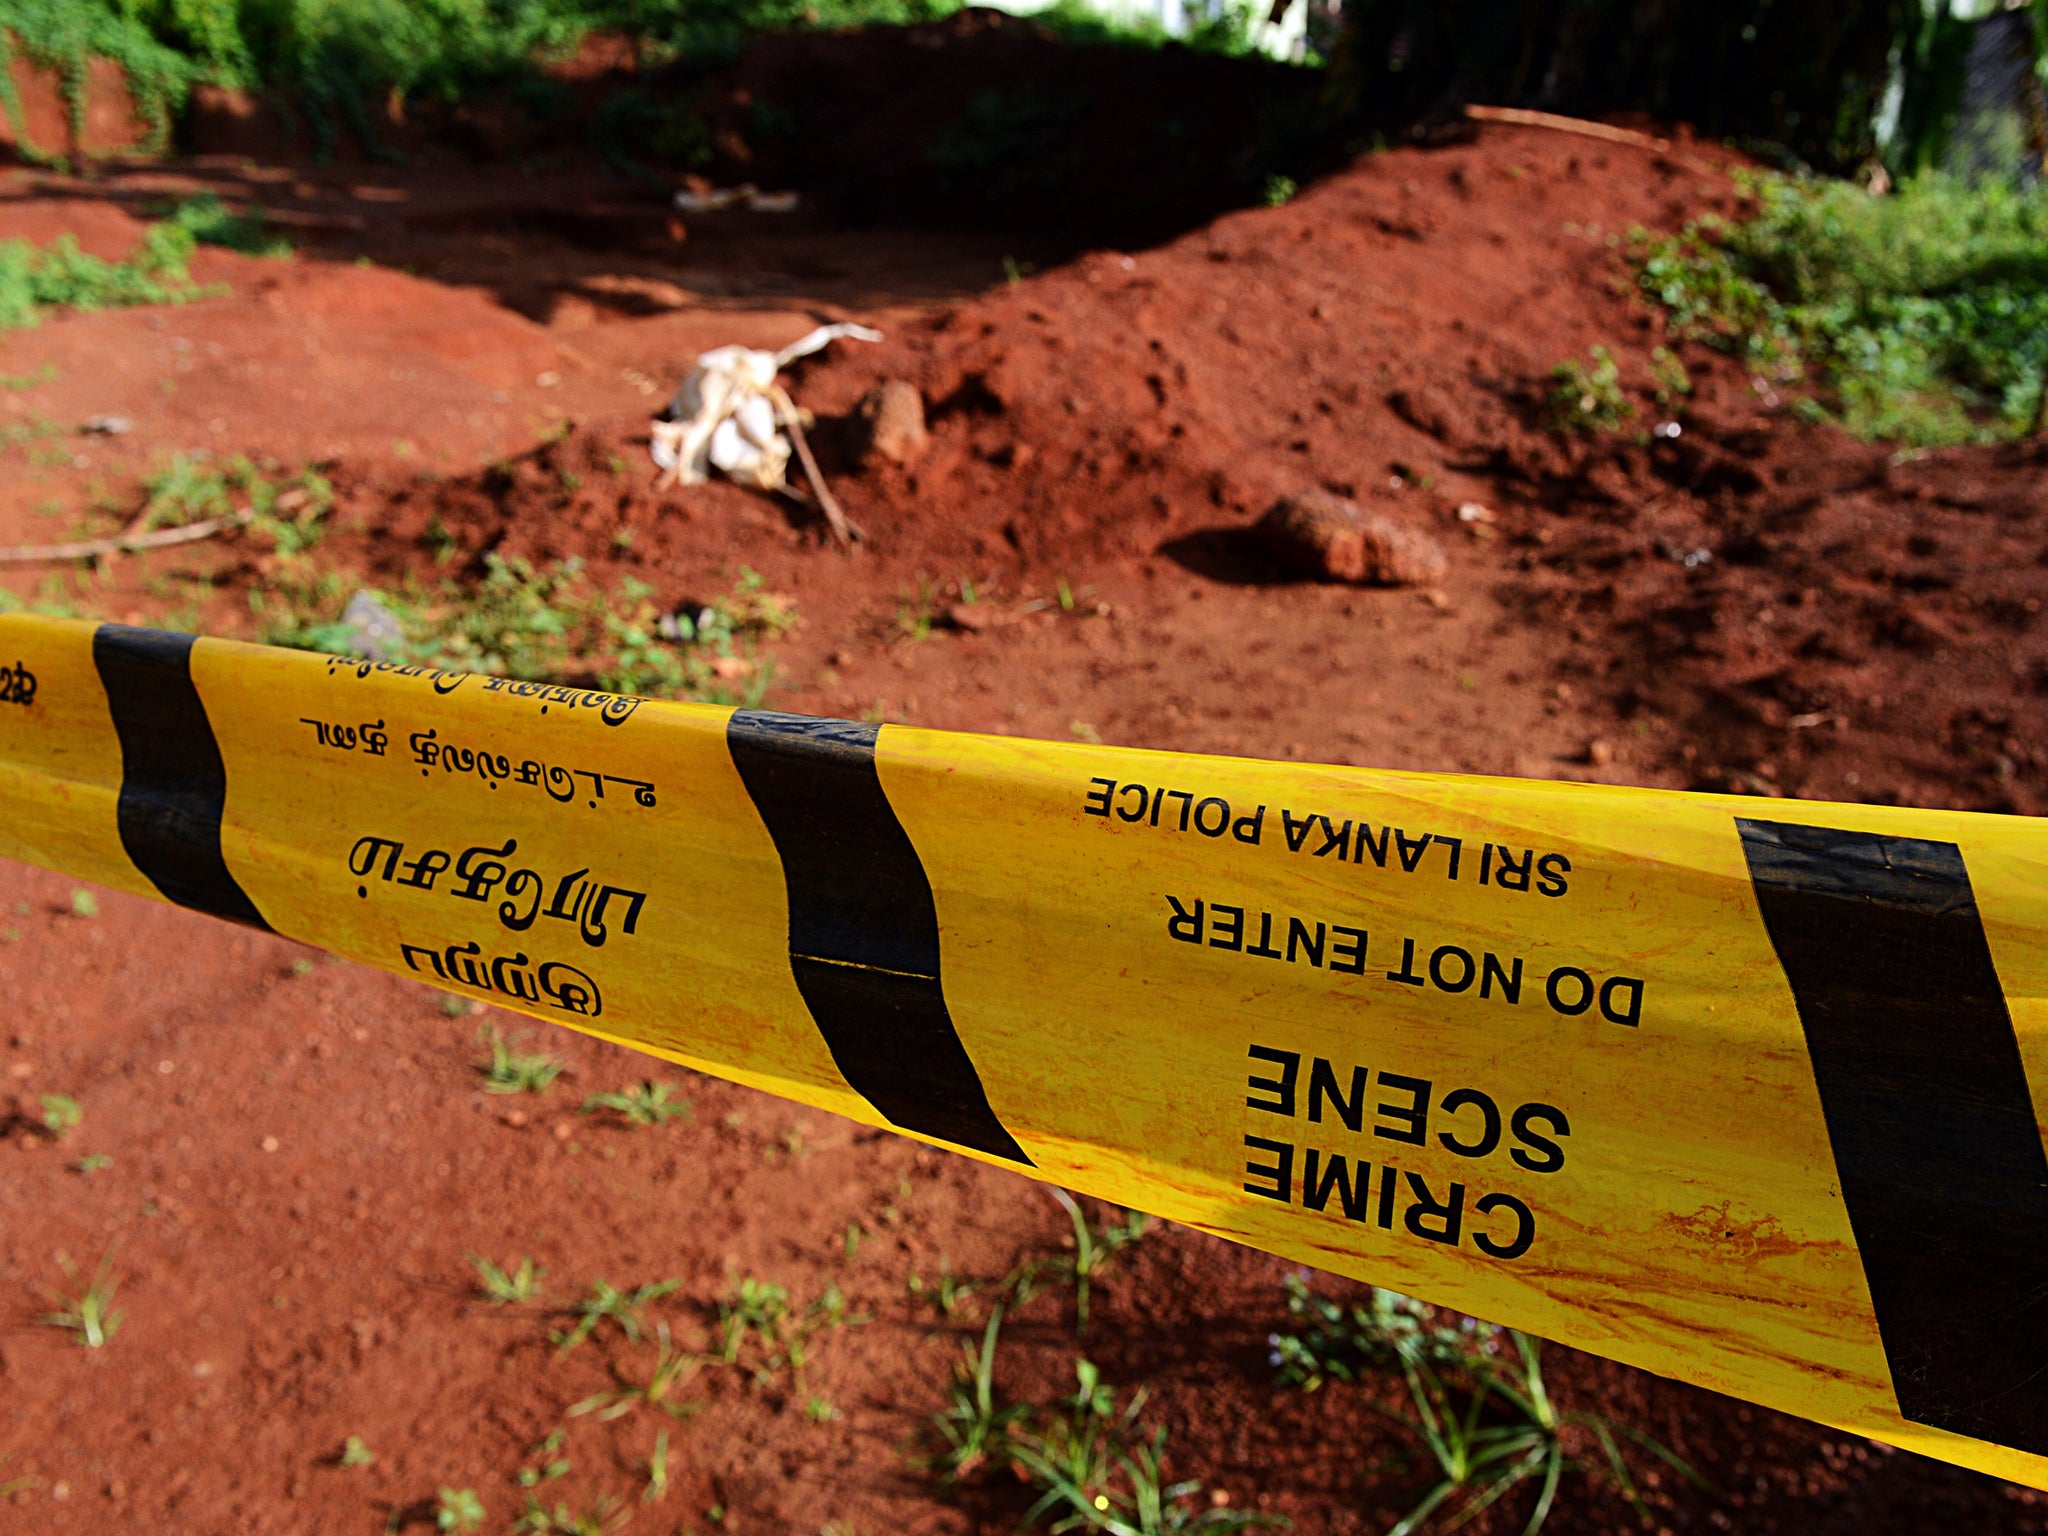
{"left": 0, "top": 513, "right": 249, "bottom": 565}
{"left": 1463, "top": 104, "right": 1672, "bottom": 151}
{"left": 769, "top": 385, "right": 861, "bottom": 546}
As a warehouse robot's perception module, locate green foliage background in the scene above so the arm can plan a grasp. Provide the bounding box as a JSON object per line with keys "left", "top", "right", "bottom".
{"left": 1636, "top": 170, "right": 2048, "bottom": 445}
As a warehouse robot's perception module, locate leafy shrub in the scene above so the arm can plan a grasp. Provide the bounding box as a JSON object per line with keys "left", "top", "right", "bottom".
{"left": 0, "top": 0, "right": 201, "bottom": 158}
{"left": 0, "top": 220, "right": 205, "bottom": 329}
{"left": 1634, "top": 171, "right": 2048, "bottom": 445}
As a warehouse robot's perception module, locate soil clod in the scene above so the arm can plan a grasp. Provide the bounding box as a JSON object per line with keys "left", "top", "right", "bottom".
{"left": 1256, "top": 490, "right": 1448, "bottom": 587}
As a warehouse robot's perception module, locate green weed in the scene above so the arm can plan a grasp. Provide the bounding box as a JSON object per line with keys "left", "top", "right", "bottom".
{"left": 74, "top": 1152, "right": 112, "bottom": 1174}
{"left": 717, "top": 1275, "right": 791, "bottom": 1365}
{"left": 340, "top": 1435, "right": 376, "bottom": 1468}
{"left": 907, "top": 1260, "right": 978, "bottom": 1319}
{"left": 470, "top": 1252, "right": 543, "bottom": 1304}
{"left": 476, "top": 1024, "right": 563, "bottom": 1095}
{"left": 68, "top": 888, "right": 97, "bottom": 917}
{"left": 0, "top": 362, "right": 56, "bottom": 389}
{"left": 1263, "top": 173, "right": 1297, "bottom": 206}
{"left": 930, "top": 1304, "right": 1029, "bottom": 1480}
{"left": 517, "top": 1428, "right": 568, "bottom": 1487}
{"left": 570, "top": 1320, "right": 701, "bottom": 1422}
{"left": 1649, "top": 344, "right": 1692, "bottom": 406}
{"left": 259, "top": 556, "right": 794, "bottom": 705}
{"left": 1270, "top": 1274, "right": 1497, "bottom": 1390}
{"left": 138, "top": 453, "right": 333, "bottom": 553}
{"left": 1275, "top": 1277, "right": 1695, "bottom": 1536}
{"left": 39, "top": 1249, "right": 121, "bottom": 1346}
{"left": 1008, "top": 1359, "right": 1272, "bottom": 1534}
{"left": 38, "top": 1093, "right": 81, "bottom": 1138}
{"left": 1009, "top": 1188, "right": 1150, "bottom": 1334}
{"left": 1633, "top": 171, "right": 2048, "bottom": 444}
{"left": 581, "top": 1080, "right": 691, "bottom": 1127}
{"left": 805, "top": 1394, "right": 841, "bottom": 1423}
{"left": 159, "top": 194, "right": 293, "bottom": 257}
{"left": 514, "top": 1492, "right": 624, "bottom": 1535}
{"left": 0, "top": 221, "right": 208, "bottom": 331}
{"left": 1547, "top": 345, "right": 1633, "bottom": 433}
{"left": 552, "top": 1276, "right": 680, "bottom": 1353}
{"left": 437, "top": 1486, "right": 485, "bottom": 1532}
{"left": 644, "top": 1428, "right": 671, "bottom": 1503}
{"left": 1383, "top": 1333, "right": 1698, "bottom": 1536}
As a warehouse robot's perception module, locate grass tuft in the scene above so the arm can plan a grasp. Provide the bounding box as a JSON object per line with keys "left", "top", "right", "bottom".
{"left": 580, "top": 1081, "right": 691, "bottom": 1127}
{"left": 470, "top": 1252, "right": 543, "bottom": 1304}
{"left": 476, "top": 1024, "right": 564, "bottom": 1095}
{"left": 39, "top": 1249, "right": 121, "bottom": 1348}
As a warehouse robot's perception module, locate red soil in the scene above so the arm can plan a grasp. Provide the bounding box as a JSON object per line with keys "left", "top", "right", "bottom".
{"left": 1, "top": 73, "right": 2045, "bottom": 1535}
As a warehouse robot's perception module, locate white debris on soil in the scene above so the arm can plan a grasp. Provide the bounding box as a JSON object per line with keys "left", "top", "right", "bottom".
{"left": 650, "top": 323, "right": 880, "bottom": 489}
{"left": 340, "top": 589, "right": 407, "bottom": 661}
{"left": 672, "top": 184, "right": 801, "bottom": 214}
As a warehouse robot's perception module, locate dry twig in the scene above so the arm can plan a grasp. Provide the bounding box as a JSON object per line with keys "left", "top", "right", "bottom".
{"left": 0, "top": 513, "right": 248, "bottom": 565}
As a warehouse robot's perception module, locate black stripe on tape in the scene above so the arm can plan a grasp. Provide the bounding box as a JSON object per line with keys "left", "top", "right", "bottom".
{"left": 727, "top": 710, "right": 1030, "bottom": 1165}
{"left": 92, "top": 625, "right": 270, "bottom": 931}
{"left": 1738, "top": 817, "right": 2048, "bottom": 1455}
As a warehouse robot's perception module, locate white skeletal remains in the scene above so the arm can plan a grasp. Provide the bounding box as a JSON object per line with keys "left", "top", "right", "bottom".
{"left": 649, "top": 323, "right": 882, "bottom": 492}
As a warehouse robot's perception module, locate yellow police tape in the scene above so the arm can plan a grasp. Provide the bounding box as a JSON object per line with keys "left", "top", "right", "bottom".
{"left": 2, "top": 611, "right": 2046, "bottom": 1486}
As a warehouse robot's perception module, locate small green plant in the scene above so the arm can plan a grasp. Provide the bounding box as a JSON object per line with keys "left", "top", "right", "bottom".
{"left": 552, "top": 1276, "right": 680, "bottom": 1353}
{"left": 805, "top": 1394, "right": 841, "bottom": 1424}
{"left": 907, "top": 1260, "right": 978, "bottom": 1318}
{"left": 470, "top": 1253, "right": 543, "bottom": 1304}
{"left": 1263, "top": 173, "right": 1297, "bottom": 206}
{"left": 39, "top": 1093, "right": 81, "bottom": 1138}
{"left": 161, "top": 194, "right": 293, "bottom": 257}
{"left": 514, "top": 1493, "right": 624, "bottom": 1535}
{"left": 437, "top": 1487, "right": 486, "bottom": 1532}
{"left": 1276, "top": 1278, "right": 1695, "bottom": 1536}
{"left": 68, "top": 888, "right": 97, "bottom": 918}
{"left": 340, "top": 1435, "right": 376, "bottom": 1468}
{"left": 477, "top": 1024, "right": 564, "bottom": 1095}
{"left": 1009, "top": 1189, "right": 1150, "bottom": 1333}
{"left": 1008, "top": 1359, "right": 1272, "bottom": 1535}
{"left": 517, "top": 1429, "right": 569, "bottom": 1487}
{"left": 136, "top": 453, "right": 333, "bottom": 554}
{"left": 570, "top": 1321, "right": 701, "bottom": 1422}
{"left": 644, "top": 1428, "right": 671, "bottom": 1504}
{"left": 1548, "top": 345, "right": 1633, "bottom": 433}
{"left": 1649, "top": 344, "right": 1692, "bottom": 406}
{"left": 718, "top": 1275, "right": 791, "bottom": 1365}
{"left": 39, "top": 1250, "right": 121, "bottom": 1348}
{"left": 1383, "top": 1332, "right": 1697, "bottom": 1536}
{"left": 0, "top": 222, "right": 209, "bottom": 331}
{"left": 75, "top": 1153, "right": 112, "bottom": 1174}
{"left": 1270, "top": 1274, "right": 1498, "bottom": 1391}
{"left": 931, "top": 1304, "right": 1029, "bottom": 1480}
{"left": 257, "top": 556, "right": 794, "bottom": 705}
{"left": 581, "top": 1081, "right": 691, "bottom": 1127}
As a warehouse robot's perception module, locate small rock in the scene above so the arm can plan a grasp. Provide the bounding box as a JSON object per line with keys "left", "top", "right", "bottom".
{"left": 1587, "top": 738, "right": 1615, "bottom": 767}
{"left": 851, "top": 380, "right": 928, "bottom": 467}
{"left": 1257, "top": 490, "right": 1447, "bottom": 587}
{"left": 80, "top": 416, "right": 132, "bottom": 436}
{"left": 339, "top": 590, "right": 406, "bottom": 662}
{"left": 1456, "top": 502, "right": 1493, "bottom": 523}
{"left": 946, "top": 602, "right": 993, "bottom": 633}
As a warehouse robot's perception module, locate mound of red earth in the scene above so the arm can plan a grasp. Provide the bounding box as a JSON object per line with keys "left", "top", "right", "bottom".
{"left": 339, "top": 119, "right": 2048, "bottom": 816}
